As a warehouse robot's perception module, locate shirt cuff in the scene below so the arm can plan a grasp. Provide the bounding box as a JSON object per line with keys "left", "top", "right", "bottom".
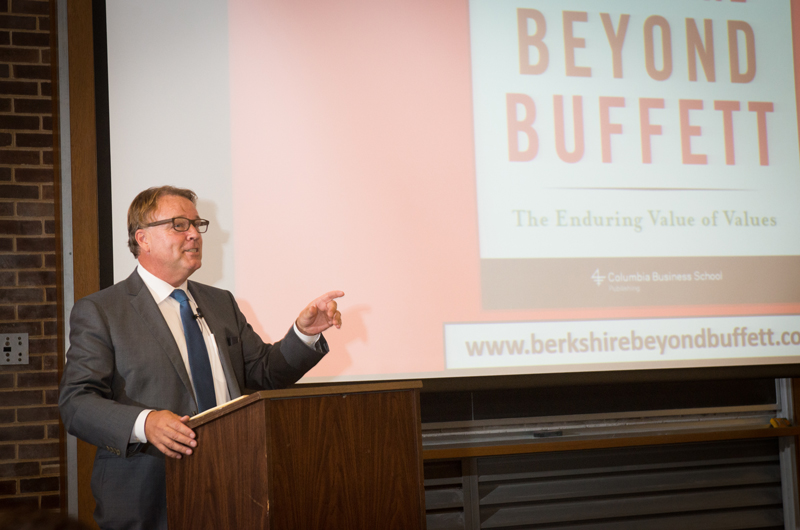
{"left": 293, "top": 322, "right": 320, "bottom": 349}
{"left": 130, "top": 409, "right": 154, "bottom": 444}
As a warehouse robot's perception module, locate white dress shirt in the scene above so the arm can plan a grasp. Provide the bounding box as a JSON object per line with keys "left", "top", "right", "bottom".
{"left": 130, "top": 264, "right": 318, "bottom": 443}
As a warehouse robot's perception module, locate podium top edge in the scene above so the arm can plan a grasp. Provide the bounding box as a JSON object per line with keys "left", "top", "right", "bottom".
{"left": 188, "top": 380, "right": 422, "bottom": 428}
{"left": 255, "top": 380, "right": 423, "bottom": 399}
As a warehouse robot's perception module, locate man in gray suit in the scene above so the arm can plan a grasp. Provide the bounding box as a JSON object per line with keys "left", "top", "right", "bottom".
{"left": 59, "top": 186, "right": 343, "bottom": 530}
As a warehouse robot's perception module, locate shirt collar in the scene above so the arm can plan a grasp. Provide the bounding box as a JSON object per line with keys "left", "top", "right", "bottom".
{"left": 137, "top": 263, "right": 189, "bottom": 304}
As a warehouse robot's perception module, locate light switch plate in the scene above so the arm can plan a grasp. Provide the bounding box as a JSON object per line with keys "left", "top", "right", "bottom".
{"left": 2, "top": 333, "right": 29, "bottom": 365}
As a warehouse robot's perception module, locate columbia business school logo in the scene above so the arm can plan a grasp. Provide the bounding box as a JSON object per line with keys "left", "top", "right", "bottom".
{"left": 591, "top": 269, "right": 652, "bottom": 286}
{"left": 591, "top": 268, "right": 703, "bottom": 287}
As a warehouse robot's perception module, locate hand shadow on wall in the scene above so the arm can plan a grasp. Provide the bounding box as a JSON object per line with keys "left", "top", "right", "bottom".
{"left": 312, "top": 304, "right": 371, "bottom": 375}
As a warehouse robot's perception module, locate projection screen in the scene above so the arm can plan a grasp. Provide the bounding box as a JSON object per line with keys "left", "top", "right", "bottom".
{"left": 105, "top": 0, "right": 800, "bottom": 382}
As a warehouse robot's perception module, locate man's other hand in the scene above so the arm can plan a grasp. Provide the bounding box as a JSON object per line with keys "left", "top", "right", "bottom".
{"left": 144, "top": 410, "right": 197, "bottom": 459}
{"left": 296, "top": 291, "right": 344, "bottom": 336}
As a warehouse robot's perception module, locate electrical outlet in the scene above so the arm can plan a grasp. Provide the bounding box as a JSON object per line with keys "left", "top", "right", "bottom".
{"left": 2, "top": 333, "right": 29, "bottom": 365}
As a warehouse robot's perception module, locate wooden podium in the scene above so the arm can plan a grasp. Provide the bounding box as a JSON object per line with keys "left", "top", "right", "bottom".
{"left": 165, "top": 381, "right": 426, "bottom": 529}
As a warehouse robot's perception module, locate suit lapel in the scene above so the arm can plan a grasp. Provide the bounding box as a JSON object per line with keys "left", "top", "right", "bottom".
{"left": 188, "top": 282, "right": 243, "bottom": 400}
{"left": 126, "top": 271, "right": 197, "bottom": 408}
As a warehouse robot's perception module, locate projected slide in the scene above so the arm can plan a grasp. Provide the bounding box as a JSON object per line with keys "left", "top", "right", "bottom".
{"left": 472, "top": 0, "right": 800, "bottom": 310}
{"left": 108, "top": 0, "right": 800, "bottom": 381}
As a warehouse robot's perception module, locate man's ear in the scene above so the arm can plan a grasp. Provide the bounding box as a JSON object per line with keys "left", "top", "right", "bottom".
{"left": 135, "top": 229, "right": 149, "bottom": 254}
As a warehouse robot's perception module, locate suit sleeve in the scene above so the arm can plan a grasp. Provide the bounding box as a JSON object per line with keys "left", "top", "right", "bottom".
{"left": 58, "top": 297, "right": 144, "bottom": 457}
{"left": 227, "top": 291, "right": 327, "bottom": 390}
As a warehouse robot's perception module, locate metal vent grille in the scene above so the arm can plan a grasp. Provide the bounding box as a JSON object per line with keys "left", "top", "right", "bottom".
{"left": 425, "top": 438, "right": 784, "bottom": 530}
{"left": 426, "top": 460, "right": 469, "bottom": 530}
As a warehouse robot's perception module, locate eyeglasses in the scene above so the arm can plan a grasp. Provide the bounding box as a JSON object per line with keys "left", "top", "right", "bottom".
{"left": 143, "top": 217, "right": 210, "bottom": 233}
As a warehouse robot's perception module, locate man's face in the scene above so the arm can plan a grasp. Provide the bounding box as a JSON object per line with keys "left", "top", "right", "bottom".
{"left": 136, "top": 195, "right": 203, "bottom": 286}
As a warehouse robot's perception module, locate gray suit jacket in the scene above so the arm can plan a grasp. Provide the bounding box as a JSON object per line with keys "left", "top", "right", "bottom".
{"left": 59, "top": 270, "right": 327, "bottom": 530}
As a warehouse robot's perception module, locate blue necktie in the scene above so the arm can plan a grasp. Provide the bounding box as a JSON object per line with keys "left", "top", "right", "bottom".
{"left": 170, "top": 289, "right": 217, "bottom": 412}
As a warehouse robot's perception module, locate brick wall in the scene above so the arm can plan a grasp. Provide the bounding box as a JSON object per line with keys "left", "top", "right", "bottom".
{"left": 0, "top": 0, "right": 61, "bottom": 513}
